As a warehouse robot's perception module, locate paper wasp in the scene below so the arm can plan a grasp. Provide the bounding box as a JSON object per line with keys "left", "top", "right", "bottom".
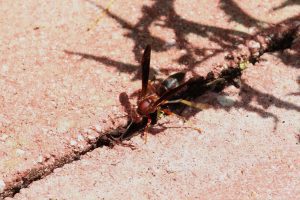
{"left": 99, "top": 45, "right": 243, "bottom": 146}
{"left": 117, "top": 45, "right": 208, "bottom": 141}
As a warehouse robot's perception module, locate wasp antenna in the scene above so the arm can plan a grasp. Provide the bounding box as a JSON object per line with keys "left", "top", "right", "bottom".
{"left": 140, "top": 45, "right": 151, "bottom": 98}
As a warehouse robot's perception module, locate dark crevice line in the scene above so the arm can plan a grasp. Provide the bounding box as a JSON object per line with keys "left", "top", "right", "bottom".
{"left": 249, "top": 21, "right": 299, "bottom": 65}
{"left": 4, "top": 142, "right": 99, "bottom": 198}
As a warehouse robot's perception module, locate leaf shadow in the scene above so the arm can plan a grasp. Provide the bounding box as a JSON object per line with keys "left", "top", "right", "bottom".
{"left": 219, "top": 0, "right": 268, "bottom": 28}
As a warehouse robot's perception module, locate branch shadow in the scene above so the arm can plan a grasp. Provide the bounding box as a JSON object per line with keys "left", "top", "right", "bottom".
{"left": 272, "top": 0, "right": 300, "bottom": 11}
{"left": 83, "top": 0, "right": 299, "bottom": 74}
{"left": 73, "top": 1, "right": 300, "bottom": 138}
{"left": 64, "top": 50, "right": 137, "bottom": 73}
{"left": 219, "top": 0, "right": 268, "bottom": 28}
{"left": 229, "top": 81, "right": 300, "bottom": 129}
{"left": 85, "top": 0, "right": 250, "bottom": 75}
{"left": 64, "top": 50, "right": 155, "bottom": 81}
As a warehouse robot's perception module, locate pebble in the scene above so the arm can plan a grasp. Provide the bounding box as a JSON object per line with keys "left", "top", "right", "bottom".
{"left": 164, "top": 39, "right": 176, "bottom": 47}
{"left": 248, "top": 27, "right": 257, "bottom": 34}
{"left": 180, "top": 49, "right": 187, "bottom": 54}
{"left": 83, "top": 128, "right": 93, "bottom": 134}
{"left": 70, "top": 140, "right": 77, "bottom": 146}
{"left": 37, "top": 155, "right": 43, "bottom": 163}
{"left": 248, "top": 40, "right": 260, "bottom": 49}
{"left": 77, "top": 134, "right": 84, "bottom": 142}
{"left": 87, "top": 134, "right": 96, "bottom": 140}
{"left": 204, "top": 49, "right": 213, "bottom": 56}
{"left": 94, "top": 124, "right": 102, "bottom": 133}
{"left": 217, "top": 95, "right": 236, "bottom": 107}
{"left": 16, "top": 149, "right": 25, "bottom": 156}
{"left": 0, "top": 179, "right": 5, "bottom": 193}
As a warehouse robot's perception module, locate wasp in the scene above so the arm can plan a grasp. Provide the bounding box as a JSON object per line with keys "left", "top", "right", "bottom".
{"left": 118, "top": 45, "right": 208, "bottom": 141}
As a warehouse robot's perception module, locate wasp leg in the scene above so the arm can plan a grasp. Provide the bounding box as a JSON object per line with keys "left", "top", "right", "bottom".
{"left": 117, "top": 140, "right": 137, "bottom": 150}
{"left": 107, "top": 136, "right": 137, "bottom": 150}
{"left": 141, "top": 116, "right": 152, "bottom": 144}
{"left": 117, "top": 120, "right": 134, "bottom": 141}
{"left": 160, "top": 108, "right": 173, "bottom": 116}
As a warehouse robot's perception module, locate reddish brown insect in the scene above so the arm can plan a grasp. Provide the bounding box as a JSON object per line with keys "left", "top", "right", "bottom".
{"left": 118, "top": 45, "right": 208, "bottom": 142}
{"left": 134, "top": 45, "right": 208, "bottom": 127}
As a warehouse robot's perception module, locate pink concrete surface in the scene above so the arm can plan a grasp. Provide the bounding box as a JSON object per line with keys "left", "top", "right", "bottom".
{"left": 0, "top": 0, "right": 299, "bottom": 199}
{"left": 8, "top": 49, "right": 300, "bottom": 200}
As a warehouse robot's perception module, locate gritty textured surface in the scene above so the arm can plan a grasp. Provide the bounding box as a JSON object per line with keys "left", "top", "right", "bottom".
{"left": 10, "top": 51, "right": 300, "bottom": 200}
{"left": 0, "top": 0, "right": 300, "bottom": 199}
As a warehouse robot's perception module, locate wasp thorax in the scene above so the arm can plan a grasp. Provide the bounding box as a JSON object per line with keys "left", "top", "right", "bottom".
{"left": 137, "top": 98, "right": 155, "bottom": 116}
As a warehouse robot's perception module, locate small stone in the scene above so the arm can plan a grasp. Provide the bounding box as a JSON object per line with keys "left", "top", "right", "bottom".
{"left": 111, "top": 32, "right": 120, "bottom": 39}
{"left": 248, "top": 40, "right": 260, "bottom": 49}
{"left": 70, "top": 140, "right": 77, "bottom": 146}
{"left": 16, "top": 149, "right": 25, "bottom": 156}
{"left": 0, "top": 179, "right": 5, "bottom": 193}
{"left": 250, "top": 191, "right": 258, "bottom": 198}
{"left": 248, "top": 27, "right": 257, "bottom": 34}
{"left": 94, "top": 124, "right": 102, "bottom": 133}
{"left": 178, "top": 120, "right": 184, "bottom": 126}
{"left": 164, "top": 39, "right": 176, "bottom": 47}
{"left": 204, "top": 49, "right": 213, "bottom": 56}
{"left": 217, "top": 95, "right": 236, "bottom": 107}
{"left": 87, "top": 134, "right": 96, "bottom": 140}
{"left": 180, "top": 49, "right": 187, "bottom": 54}
{"left": 37, "top": 155, "right": 43, "bottom": 163}
{"left": 83, "top": 128, "right": 93, "bottom": 134}
{"left": 237, "top": 44, "right": 246, "bottom": 50}
{"left": 77, "top": 134, "right": 84, "bottom": 142}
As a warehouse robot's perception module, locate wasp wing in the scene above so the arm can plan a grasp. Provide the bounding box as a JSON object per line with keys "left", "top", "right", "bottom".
{"left": 157, "top": 72, "right": 186, "bottom": 96}
{"left": 152, "top": 78, "right": 194, "bottom": 108}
